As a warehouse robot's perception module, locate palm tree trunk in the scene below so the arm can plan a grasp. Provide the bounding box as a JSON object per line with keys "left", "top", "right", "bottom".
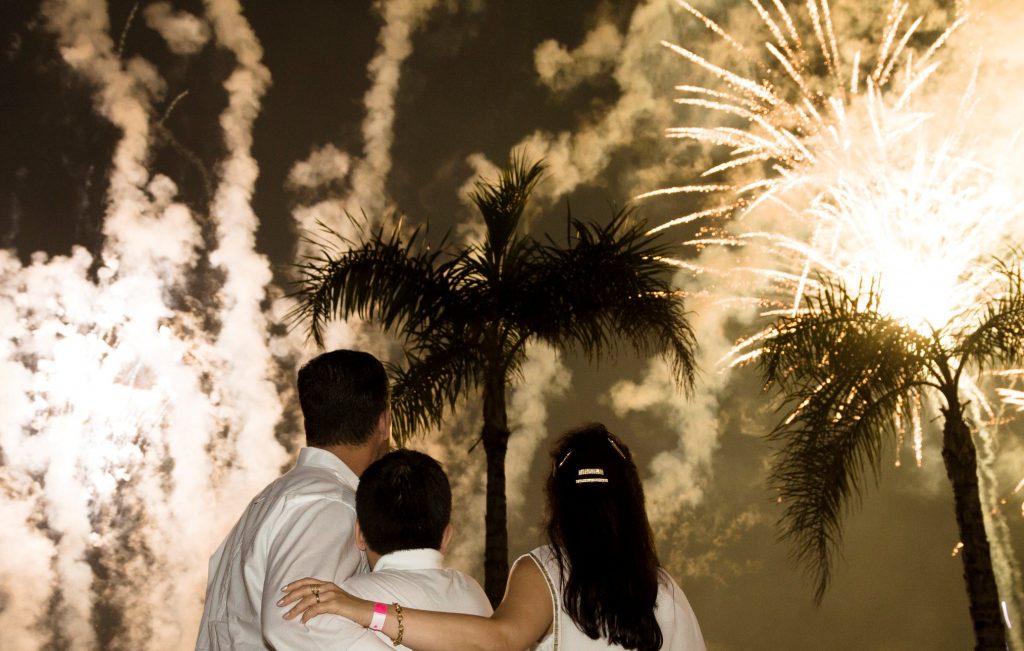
{"left": 941, "top": 402, "right": 1007, "bottom": 650}
{"left": 481, "top": 372, "right": 510, "bottom": 607}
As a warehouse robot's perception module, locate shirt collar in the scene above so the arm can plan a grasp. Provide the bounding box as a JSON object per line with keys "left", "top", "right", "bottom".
{"left": 296, "top": 446, "right": 359, "bottom": 490}
{"left": 373, "top": 548, "right": 445, "bottom": 572}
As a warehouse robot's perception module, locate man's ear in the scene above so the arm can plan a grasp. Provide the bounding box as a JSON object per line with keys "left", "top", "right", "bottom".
{"left": 355, "top": 521, "right": 368, "bottom": 552}
{"left": 378, "top": 409, "right": 392, "bottom": 444}
{"left": 439, "top": 522, "right": 454, "bottom": 555}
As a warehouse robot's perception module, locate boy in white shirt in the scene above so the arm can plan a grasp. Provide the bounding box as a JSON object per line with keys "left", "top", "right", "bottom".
{"left": 300, "top": 449, "right": 491, "bottom": 649}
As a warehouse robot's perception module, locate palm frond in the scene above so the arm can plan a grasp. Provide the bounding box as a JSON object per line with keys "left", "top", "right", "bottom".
{"left": 760, "top": 281, "right": 932, "bottom": 602}
{"left": 288, "top": 222, "right": 460, "bottom": 347}
{"left": 771, "top": 384, "right": 914, "bottom": 601}
{"left": 388, "top": 340, "right": 482, "bottom": 444}
{"left": 957, "top": 258, "right": 1024, "bottom": 374}
{"left": 469, "top": 152, "right": 545, "bottom": 263}
{"left": 453, "top": 233, "right": 543, "bottom": 324}
{"left": 515, "top": 207, "right": 696, "bottom": 390}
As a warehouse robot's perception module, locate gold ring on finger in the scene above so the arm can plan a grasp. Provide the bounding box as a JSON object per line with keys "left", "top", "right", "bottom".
{"left": 310, "top": 585, "right": 321, "bottom": 597}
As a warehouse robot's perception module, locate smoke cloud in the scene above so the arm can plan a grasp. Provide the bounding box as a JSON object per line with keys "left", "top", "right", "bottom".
{"left": 507, "top": 343, "right": 571, "bottom": 528}
{"left": 286, "top": 0, "right": 446, "bottom": 240}
{"left": 534, "top": 21, "right": 623, "bottom": 93}
{"left": 0, "top": 1, "right": 292, "bottom": 648}
{"left": 343, "top": 0, "right": 440, "bottom": 218}
{"left": 143, "top": 2, "right": 210, "bottom": 55}
{"left": 6, "top": 0, "right": 1024, "bottom": 647}
{"left": 519, "top": 3, "right": 680, "bottom": 203}
{"left": 459, "top": 7, "right": 1022, "bottom": 635}
{"left": 415, "top": 403, "right": 487, "bottom": 576}
{"left": 413, "top": 343, "right": 571, "bottom": 579}
{"left": 280, "top": 0, "right": 449, "bottom": 355}
{"left": 286, "top": 143, "right": 352, "bottom": 193}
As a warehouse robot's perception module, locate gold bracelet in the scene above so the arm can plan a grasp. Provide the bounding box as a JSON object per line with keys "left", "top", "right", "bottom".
{"left": 390, "top": 602, "right": 404, "bottom": 646}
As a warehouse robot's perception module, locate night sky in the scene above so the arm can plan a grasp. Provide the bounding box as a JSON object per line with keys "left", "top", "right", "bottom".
{"left": 2, "top": 0, "right": 1023, "bottom": 649}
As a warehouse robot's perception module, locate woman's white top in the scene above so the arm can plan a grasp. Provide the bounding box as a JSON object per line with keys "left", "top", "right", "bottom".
{"left": 516, "top": 545, "right": 706, "bottom": 651}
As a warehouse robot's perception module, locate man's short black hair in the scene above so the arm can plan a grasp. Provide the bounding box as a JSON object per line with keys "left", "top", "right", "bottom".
{"left": 297, "top": 350, "right": 389, "bottom": 447}
{"left": 356, "top": 449, "right": 452, "bottom": 555}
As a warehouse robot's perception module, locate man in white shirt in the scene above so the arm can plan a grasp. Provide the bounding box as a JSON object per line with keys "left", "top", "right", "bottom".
{"left": 196, "top": 350, "right": 392, "bottom": 651}
{"left": 300, "top": 449, "right": 492, "bottom": 649}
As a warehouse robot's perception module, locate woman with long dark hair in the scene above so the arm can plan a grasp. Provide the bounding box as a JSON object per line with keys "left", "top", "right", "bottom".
{"left": 279, "top": 423, "right": 705, "bottom": 650}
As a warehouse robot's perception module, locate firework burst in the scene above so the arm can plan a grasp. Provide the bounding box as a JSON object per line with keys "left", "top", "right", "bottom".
{"left": 654, "top": 0, "right": 1021, "bottom": 470}
{"left": 649, "top": 0, "right": 1024, "bottom": 644}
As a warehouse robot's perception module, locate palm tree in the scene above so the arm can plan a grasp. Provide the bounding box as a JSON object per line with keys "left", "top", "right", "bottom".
{"left": 759, "top": 269, "right": 1024, "bottom": 649}
{"left": 290, "top": 155, "right": 696, "bottom": 604}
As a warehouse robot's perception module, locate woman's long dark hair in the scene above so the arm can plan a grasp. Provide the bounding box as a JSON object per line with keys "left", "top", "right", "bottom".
{"left": 545, "top": 423, "right": 663, "bottom": 651}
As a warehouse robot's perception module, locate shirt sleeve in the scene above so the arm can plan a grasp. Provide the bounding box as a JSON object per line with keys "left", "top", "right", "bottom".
{"left": 305, "top": 618, "right": 395, "bottom": 651}
{"left": 658, "top": 573, "right": 707, "bottom": 651}
{"left": 260, "top": 494, "right": 369, "bottom": 650}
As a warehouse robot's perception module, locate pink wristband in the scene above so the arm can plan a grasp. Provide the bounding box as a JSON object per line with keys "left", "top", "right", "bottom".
{"left": 369, "top": 602, "right": 388, "bottom": 631}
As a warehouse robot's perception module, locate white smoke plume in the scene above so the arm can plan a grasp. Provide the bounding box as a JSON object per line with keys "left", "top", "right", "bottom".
{"left": 414, "top": 404, "right": 487, "bottom": 578}
{"left": 534, "top": 21, "right": 623, "bottom": 93}
{"left": 285, "top": 0, "right": 445, "bottom": 244}
{"left": 286, "top": 143, "right": 353, "bottom": 193}
{"left": 343, "top": 0, "right": 440, "bottom": 218}
{"left": 143, "top": 2, "right": 211, "bottom": 55}
{"left": 451, "top": 152, "right": 501, "bottom": 247}
{"left": 506, "top": 343, "right": 571, "bottom": 531}
{"left": 203, "top": 0, "right": 286, "bottom": 477}
{"left": 281, "top": 0, "right": 447, "bottom": 355}
{"left": 0, "top": 479, "right": 56, "bottom": 650}
{"left": 0, "top": 1, "right": 292, "bottom": 648}
{"left": 514, "top": 2, "right": 681, "bottom": 203}
{"left": 405, "top": 346, "right": 570, "bottom": 580}
{"left": 27, "top": 2, "right": 183, "bottom": 647}
{"left": 286, "top": 143, "right": 362, "bottom": 256}
{"left": 195, "top": 1, "right": 293, "bottom": 645}
{"left": 607, "top": 294, "right": 728, "bottom": 535}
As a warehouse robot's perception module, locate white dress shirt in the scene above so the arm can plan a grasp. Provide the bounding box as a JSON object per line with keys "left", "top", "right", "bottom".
{"left": 336, "top": 548, "right": 494, "bottom": 650}
{"left": 519, "top": 545, "right": 706, "bottom": 651}
{"left": 196, "top": 447, "right": 369, "bottom": 651}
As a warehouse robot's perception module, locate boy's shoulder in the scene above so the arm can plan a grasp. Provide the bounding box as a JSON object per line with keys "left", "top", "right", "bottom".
{"left": 342, "top": 564, "right": 492, "bottom": 616}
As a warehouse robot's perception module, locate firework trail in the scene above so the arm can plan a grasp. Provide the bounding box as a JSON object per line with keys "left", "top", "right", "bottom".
{"left": 0, "top": 3, "right": 556, "bottom": 647}
{"left": 647, "top": 0, "right": 1023, "bottom": 641}
{"left": 0, "top": 2, "right": 290, "bottom": 648}
{"left": 288, "top": 0, "right": 443, "bottom": 251}
{"left": 281, "top": 0, "right": 447, "bottom": 358}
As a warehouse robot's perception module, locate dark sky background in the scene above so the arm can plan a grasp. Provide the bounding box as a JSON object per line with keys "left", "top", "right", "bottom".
{"left": 2, "top": 0, "right": 1023, "bottom": 649}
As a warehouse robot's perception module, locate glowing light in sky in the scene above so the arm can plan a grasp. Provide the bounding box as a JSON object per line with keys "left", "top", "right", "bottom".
{"left": 649, "top": 0, "right": 1024, "bottom": 644}
{"left": 654, "top": 1, "right": 1014, "bottom": 338}
{"left": 0, "top": 1, "right": 458, "bottom": 647}
{"left": 0, "top": 3, "right": 290, "bottom": 648}
{"left": 654, "top": 0, "right": 1023, "bottom": 488}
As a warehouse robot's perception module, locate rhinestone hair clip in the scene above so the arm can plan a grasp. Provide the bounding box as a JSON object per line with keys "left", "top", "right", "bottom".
{"left": 576, "top": 468, "right": 608, "bottom": 484}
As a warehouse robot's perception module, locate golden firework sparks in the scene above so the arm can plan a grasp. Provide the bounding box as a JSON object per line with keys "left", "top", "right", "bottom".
{"left": 648, "top": 0, "right": 1024, "bottom": 633}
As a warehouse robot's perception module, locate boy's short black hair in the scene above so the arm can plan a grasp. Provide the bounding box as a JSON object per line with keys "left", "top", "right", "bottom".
{"left": 356, "top": 449, "right": 452, "bottom": 555}
{"left": 297, "top": 350, "right": 389, "bottom": 447}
